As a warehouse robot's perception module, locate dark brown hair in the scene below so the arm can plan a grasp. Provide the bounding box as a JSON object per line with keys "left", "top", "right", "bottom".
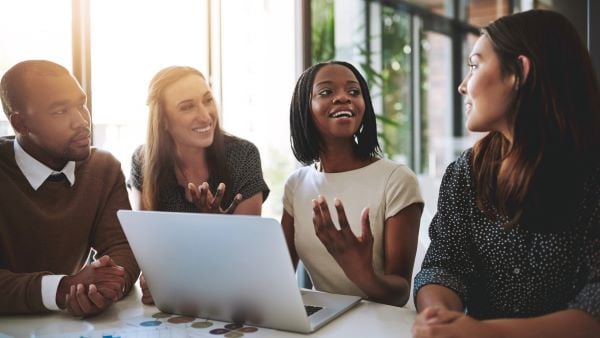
{"left": 472, "top": 10, "right": 600, "bottom": 230}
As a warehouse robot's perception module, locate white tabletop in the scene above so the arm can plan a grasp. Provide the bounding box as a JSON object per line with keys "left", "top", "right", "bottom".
{"left": 0, "top": 286, "right": 416, "bottom": 337}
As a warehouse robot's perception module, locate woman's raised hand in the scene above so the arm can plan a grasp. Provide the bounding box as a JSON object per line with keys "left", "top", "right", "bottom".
{"left": 188, "top": 182, "right": 242, "bottom": 214}
{"left": 311, "top": 195, "right": 374, "bottom": 280}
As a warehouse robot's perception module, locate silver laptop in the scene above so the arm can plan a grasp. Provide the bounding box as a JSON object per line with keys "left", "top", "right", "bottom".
{"left": 117, "top": 210, "right": 361, "bottom": 333}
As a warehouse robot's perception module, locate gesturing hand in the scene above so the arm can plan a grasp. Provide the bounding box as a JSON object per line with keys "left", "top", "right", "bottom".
{"left": 312, "top": 195, "right": 374, "bottom": 280}
{"left": 57, "top": 255, "right": 126, "bottom": 317}
{"left": 188, "top": 182, "right": 242, "bottom": 214}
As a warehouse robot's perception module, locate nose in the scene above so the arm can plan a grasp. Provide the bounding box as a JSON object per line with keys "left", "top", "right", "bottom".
{"left": 71, "top": 105, "right": 91, "bottom": 129}
{"left": 458, "top": 76, "right": 467, "bottom": 95}
{"left": 195, "top": 102, "right": 212, "bottom": 122}
{"left": 332, "top": 92, "right": 351, "bottom": 104}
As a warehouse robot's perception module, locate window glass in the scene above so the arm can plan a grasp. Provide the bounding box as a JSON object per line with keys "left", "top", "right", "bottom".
{"left": 0, "top": 0, "right": 72, "bottom": 136}
{"left": 467, "top": 0, "right": 510, "bottom": 27}
{"left": 220, "top": 0, "right": 296, "bottom": 218}
{"left": 90, "top": 0, "right": 209, "bottom": 177}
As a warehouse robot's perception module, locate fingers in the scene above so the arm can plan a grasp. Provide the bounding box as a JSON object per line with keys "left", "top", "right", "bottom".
{"left": 88, "top": 284, "right": 110, "bottom": 309}
{"left": 315, "top": 195, "right": 335, "bottom": 230}
{"left": 190, "top": 182, "right": 210, "bottom": 210}
{"left": 333, "top": 198, "right": 352, "bottom": 231}
{"left": 426, "top": 308, "right": 462, "bottom": 325}
{"left": 74, "top": 284, "right": 96, "bottom": 316}
{"left": 141, "top": 287, "right": 155, "bottom": 305}
{"left": 96, "top": 285, "right": 119, "bottom": 301}
{"left": 140, "top": 274, "right": 147, "bottom": 288}
{"left": 211, "top": 183, "right": 225, "bottom": 212}
{"left": 95, "top": 281, "right": 124, "bottom": 300}
{"left": 188, "top": 182, "right": 199, "bottom": 205}
{"left": 225, "top": 193, "right": 242, "bottom": 214}
{"left": 140, "top": 275, "right": 155, "bottom": 304}
{"left": 66, "top": 284, "right": 100, "bottom": 317}
{"left": 65, "top": 285, "right": 84, "bottom": 317}
{"left": 359, "top": 207, "right": 373, "bottom": 243}
{"left": 312, "top": 199, "right": 330, "bottom": 240}
{"left": 90, "top": 255, "right": 112, "bottom": 268}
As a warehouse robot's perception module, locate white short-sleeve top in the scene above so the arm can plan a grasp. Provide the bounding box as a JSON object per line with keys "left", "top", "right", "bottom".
{"left": 283, "top": 158, "right": 423, "bottom": 297}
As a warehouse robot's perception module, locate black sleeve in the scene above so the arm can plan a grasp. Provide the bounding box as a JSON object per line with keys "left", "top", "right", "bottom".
{"left": 128, "top": 145, "right": 144, "bottom": 191}
{"left": 229, "top": 140, "right": 270, "bottom": 203}
{"left": 413, "top": 153, "right": 476, "bottom": 307}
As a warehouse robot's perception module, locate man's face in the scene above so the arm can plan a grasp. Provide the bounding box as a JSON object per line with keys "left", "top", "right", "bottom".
{"left": 16, "top": 72, "right": 91, "bottom": 169}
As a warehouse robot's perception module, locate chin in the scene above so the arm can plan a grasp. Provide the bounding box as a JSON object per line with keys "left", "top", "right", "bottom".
{"left": 68, "top": 149, "right": 92, "bottom": 162}
{"left": 196, "top": 137, "right": 215, "bottom": 149}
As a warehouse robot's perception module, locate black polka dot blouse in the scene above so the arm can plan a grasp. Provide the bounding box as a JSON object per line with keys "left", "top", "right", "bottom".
{"left": 414, "top": 149, "right": 600, "bottom": 322}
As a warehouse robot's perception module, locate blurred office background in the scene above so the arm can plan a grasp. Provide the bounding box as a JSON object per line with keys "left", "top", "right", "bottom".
{"left": 1, "top": 0, "right": 598, "bottom": 220}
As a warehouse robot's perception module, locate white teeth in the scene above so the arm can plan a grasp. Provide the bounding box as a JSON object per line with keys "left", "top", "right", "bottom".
{"left": 331, "top": 111, "right": 353, "bottom": 118}
{"left": 193, "top": 126, "right": 211, "bottom": 133}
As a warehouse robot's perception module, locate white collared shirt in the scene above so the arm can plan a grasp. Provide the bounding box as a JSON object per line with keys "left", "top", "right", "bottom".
{"left": 13, "top": 139, "right": 76, "bottom": 311}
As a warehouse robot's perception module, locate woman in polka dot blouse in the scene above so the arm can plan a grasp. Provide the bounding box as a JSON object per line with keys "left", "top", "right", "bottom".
{"left": 412, "top": 10, "right": 600, "bottom": 338}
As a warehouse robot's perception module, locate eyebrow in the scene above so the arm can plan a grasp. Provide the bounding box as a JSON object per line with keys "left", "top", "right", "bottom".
{"left": 176, "top": 99, "right": 194, "bottom": 107}
{"left": 47, "top": 94, "right": 86, "bottom": 110}
{"left": 314, "top": 80, "right": 360, "bottom": 87}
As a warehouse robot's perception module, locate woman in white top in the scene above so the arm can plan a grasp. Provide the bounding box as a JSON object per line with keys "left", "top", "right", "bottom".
{"left": 282, "top": 61, "right": 424, "bottom": 306}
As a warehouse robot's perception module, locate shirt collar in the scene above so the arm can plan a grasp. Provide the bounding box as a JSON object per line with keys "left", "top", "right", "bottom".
{"left": 13, "top": 139, "right": 76, "bottom": 190}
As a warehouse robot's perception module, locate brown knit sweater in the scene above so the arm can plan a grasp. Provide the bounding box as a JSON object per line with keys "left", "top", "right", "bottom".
{"left": 0, "top": 136, "right": 140, "bottom": 314}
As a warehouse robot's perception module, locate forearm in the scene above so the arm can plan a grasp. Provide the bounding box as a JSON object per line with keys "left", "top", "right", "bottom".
{"left": 0, "top": 269, "right": 49, "bottom": 314}
{"left": 351, "top": 269, "right": 411, "bottom": 306}
{"left": 415, "top": 284, "right": 463, "bottom": 312}
{"left": 486, "top": 309, "right": 600, "bottom": 338}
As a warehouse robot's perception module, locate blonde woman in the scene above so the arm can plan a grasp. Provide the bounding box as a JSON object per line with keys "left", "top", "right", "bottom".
{"left": 129, "top": 66, "right": 270, "bottom": 303}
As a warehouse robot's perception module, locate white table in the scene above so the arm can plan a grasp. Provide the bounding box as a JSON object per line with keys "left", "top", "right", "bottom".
{"left": 0, "top": 286, "right": 416, "bottom": 337}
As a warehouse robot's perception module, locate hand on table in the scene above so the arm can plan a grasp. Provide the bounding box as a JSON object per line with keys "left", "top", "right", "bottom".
{"left": 412, "top": 307, "right": 490, "bottom": 338}
{"left": 57, "top": 255, "right": 126, "bottom": 317}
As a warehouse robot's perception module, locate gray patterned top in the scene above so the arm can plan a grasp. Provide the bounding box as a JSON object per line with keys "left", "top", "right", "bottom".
{"left": 414, "top": 149, "right": 600, "bottom": 322}
{"left": 130, "top": 135, "right": 270, "bottom": 212}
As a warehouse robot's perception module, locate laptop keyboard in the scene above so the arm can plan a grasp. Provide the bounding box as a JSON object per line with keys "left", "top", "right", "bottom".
{"left": 304, "top": 305, "right": 323, "bottom": 316}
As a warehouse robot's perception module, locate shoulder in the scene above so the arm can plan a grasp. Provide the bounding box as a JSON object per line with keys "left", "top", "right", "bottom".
{"left": 223, "top": 134, "right": 260, "bottom": 159}
{"left": 284, "top": 165, "right": 314, "bottom": 186}
{"left": 83, "top": 148, "right": 123, "bottom": 173}
{"left": 0, "top": 136, "right": 15, "bottom": 159}
{"left": 377, "top": 158, "right": 417, "bottom": 178}
{"left": 438, "top": 148, "right": 474, "bottom": 197}
{"left": 131, "top": 144, "right": 145, "bottom": 164}
{"left": 0, "top": 135, "right": 14, "bottom": 147}
{"left": 444, "top": 148, "right": 472, "bottom": 180}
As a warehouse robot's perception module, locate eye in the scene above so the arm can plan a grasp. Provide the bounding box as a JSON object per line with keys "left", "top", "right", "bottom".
{"left": 203, "top": 96, "right": 214, "bottom": 105}
{"left": 317, "top": 89, "right": 332, "bottom": 97}
{"left": 52, "top": 108, "right": 67, "bottom": 115}
{"left": 467, "top": 62, "right": 478, "bottom": 71}
{"left": 180, "top": 103, "right": 195, "bottom": 112}
{"left": 348, "top": 88, "right": 361, "bottom": 96}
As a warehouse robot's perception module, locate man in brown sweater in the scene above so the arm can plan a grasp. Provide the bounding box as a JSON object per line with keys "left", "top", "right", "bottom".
{"left": 0, "top": 60, "right": 140, "bottom": 315}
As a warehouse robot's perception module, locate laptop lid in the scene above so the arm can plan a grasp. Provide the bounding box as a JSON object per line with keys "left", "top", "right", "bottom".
{"left": 117, "top": 210, "right": 360, "bottom": 333}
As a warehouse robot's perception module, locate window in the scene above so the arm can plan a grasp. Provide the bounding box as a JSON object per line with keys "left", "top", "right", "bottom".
{"left": 219, "top": 0, "right": 297, "bottom": 218}
{"left": 90, "top": 0, "right": 209, "bottom": 178}
{"left": 0, "top": 0, "right": 72, "bottom": 136}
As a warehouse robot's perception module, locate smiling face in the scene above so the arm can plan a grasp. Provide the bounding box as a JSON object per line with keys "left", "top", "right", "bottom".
{"left": 310, "top": 64, "right": 366, "bottom": 142}
{"left": 458, "top": 35, "right": 516, "bottom": 138}
{"left": 162, "top": 74, "right": 217, "bottom": 150}
{"left": 16, "top": 72, "right": 91, "bottom": 169}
